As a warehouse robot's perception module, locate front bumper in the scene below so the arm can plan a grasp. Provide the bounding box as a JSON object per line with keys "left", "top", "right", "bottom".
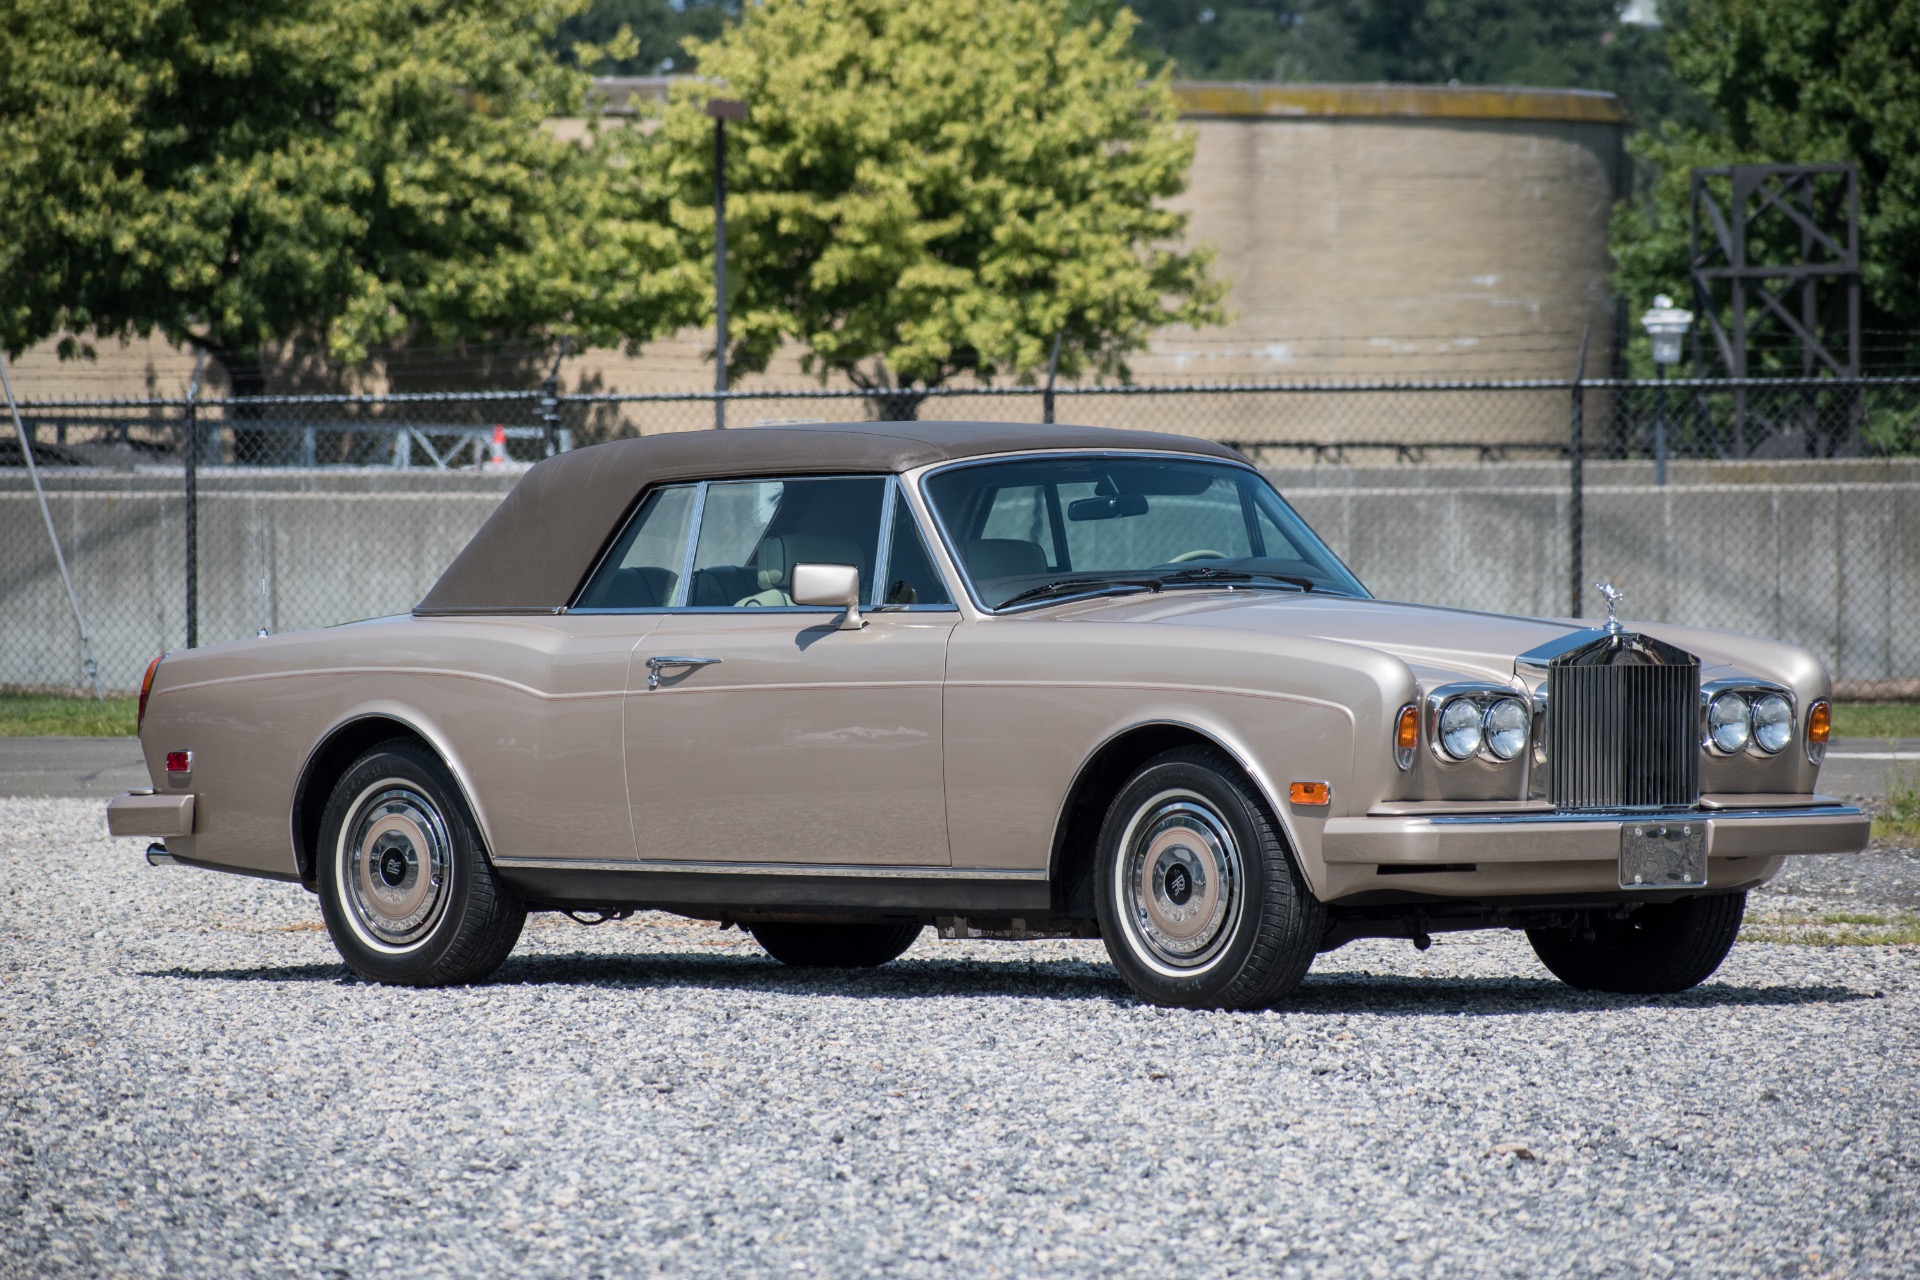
{"left": 1322, "top": 801, "right": 1869, "bottom": 866}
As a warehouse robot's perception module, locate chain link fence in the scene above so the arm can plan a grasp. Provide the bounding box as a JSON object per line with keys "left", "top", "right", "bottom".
{"left": 6, "top": 377, "right": 1918, "bottom": 692}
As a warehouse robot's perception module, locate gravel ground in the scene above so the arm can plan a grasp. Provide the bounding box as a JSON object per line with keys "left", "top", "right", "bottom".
{"left": 5, "top": 798, "right": 1918, "bottom": 1280}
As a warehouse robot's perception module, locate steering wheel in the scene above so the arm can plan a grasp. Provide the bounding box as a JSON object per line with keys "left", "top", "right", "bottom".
{"left": 1168, "top": 549, "right": 1230, "bottom": 563}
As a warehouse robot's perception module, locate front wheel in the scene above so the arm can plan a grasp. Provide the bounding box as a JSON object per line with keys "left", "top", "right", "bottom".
{"left": 1526, "top": 892, "right": 1746, "bottom": 994}
{"left": 317, "top": 740, "right": 526, "bottom": 986}
{"left": 1094, "top": 747, "right": 1325, "bottom": 1010}
{"left": 750, "top": 922, "right": 922, "bottom": 968}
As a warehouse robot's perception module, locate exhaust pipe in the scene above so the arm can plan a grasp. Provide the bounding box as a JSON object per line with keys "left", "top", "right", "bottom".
{"left": 145, "top": 842, "right": 176, "bottom": 867}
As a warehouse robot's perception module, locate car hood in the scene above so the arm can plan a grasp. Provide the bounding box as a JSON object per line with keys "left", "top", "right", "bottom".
{"left": 1048, "top": 590, "right": 1705, "bottom": 687}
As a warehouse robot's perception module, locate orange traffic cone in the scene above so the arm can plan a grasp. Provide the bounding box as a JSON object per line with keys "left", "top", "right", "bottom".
{"left": 485, "top": 424, "right": 508, "bottom": 469}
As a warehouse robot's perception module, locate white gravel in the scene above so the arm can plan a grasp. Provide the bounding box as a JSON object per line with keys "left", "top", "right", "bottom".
{"left": 4, "top": 796, "right": 1917, "bottom": 1279}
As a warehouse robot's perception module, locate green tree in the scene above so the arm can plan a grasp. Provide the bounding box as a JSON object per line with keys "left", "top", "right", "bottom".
{"left": 0, "top": 0, "right": 702, "bottom": 391}
{"left": 1611, "top": 0, "right": 1920, "bottom": 373}
{"left": 649, "top": 0, "right": 1226, "bottom": 417}
{"left": 552, "top": 0, "right": 734, "bottom": 76}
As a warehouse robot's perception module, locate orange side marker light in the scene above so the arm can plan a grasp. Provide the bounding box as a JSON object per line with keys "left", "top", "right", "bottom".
{"left": 1289, "top": 781, "right": 1331, "bottom": 807}
{"left": 1808, "top": 700, "right": 1831, "bottom": 746}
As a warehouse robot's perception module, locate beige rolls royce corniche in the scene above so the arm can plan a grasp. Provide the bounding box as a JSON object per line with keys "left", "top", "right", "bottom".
{"left": 108, "top": 422, "right": 1870, "bottom": 1009}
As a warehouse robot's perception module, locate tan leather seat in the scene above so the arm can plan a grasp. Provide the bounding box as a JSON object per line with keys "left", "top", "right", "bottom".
{"left": 737, "top": 533, "right": 868, "bottom": 606}
{"left": 962, "top": 538, "right": 1048, "bottom": 582}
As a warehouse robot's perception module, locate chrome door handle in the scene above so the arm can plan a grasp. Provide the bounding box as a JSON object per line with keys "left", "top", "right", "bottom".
{"left": 646, "top": 655, "right": 721, "bottom": 690}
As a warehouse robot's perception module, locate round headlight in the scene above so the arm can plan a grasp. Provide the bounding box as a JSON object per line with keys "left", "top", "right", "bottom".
{"left": 1483, "top": 698, "right": 1530, "bottom": 761}
{"left": 1438, "top": 697, "right": 1483, "bottom": 760}
{"left": 1751, "top": 693, "right": 1793, "bottom": 754}
{"left": 1707, "top": 692, "right": 1751, "bottom": 754}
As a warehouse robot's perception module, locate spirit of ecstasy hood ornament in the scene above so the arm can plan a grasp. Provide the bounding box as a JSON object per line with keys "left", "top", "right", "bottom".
{"left": 1594, "top": 581, "right": 1625, "bottom": 634}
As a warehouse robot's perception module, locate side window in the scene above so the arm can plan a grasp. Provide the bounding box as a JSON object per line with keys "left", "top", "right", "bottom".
{"left": 881, "top": 491, "right": 953, "bottom": 607}
{"left": 688, "top": 477, "right": 887, "bottom": 608}
{"left": 573, "top": 485, "right": 696, "bottom": 609}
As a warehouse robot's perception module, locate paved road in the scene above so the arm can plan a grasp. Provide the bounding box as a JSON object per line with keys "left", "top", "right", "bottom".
{"left": 4, "top": 735, "right": 1913, "bottom": 802}
{"left": 0, "top": 736, "right": 147, "bottom": 798}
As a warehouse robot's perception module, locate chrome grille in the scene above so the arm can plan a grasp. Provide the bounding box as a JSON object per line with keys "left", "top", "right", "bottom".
{"left": 1547, "top": 658, "right": 1699, "bottom": 810}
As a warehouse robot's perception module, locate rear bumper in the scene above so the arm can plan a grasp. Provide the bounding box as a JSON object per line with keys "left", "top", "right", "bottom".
{"left": 1322, "top": 803, "right": 1870, "bottom": 866}
{"left": 105, "top": 791, "right": 195, "bottom": 839}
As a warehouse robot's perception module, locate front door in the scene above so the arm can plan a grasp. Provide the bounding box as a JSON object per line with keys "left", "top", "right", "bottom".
{"left": 618, "top": 476, "right": 960, "bottom": 866}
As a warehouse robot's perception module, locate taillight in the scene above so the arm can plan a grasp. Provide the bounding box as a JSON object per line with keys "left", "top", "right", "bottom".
{"left": 137, "top": 655, "right": 164, "bottom": 733}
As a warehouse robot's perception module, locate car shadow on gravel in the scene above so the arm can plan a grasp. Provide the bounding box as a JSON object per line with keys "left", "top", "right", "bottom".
{"left": 140, "top": 953, "right": 1875, "bottom": 1013}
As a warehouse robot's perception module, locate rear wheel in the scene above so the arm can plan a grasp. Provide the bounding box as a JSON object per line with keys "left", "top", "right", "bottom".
{"left": 1526, "top": 892, "right": 1746, "bottom": 994}
{"left": 1094, "top": 746, "right": 1324, "bottom": 1010}
{"left": 750, "top": 922, "right": 922, "bottom": 968}
{"left": 317, "top": 740, "right": 525, "bottom": 986}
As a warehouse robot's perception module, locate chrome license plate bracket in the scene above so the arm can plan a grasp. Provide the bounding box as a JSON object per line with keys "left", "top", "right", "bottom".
{"left": 1620, "top": 819, "right": 1707, "bottom": 890}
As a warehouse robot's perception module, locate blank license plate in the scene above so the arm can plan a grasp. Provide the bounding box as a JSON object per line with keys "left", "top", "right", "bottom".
{"left": 1620, "top": 819, "right": 1707, "bottom": 890}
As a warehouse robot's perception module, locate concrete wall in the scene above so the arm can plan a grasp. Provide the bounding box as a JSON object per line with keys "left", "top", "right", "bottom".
{"left": 4, "top": 463, "right": 1913, "bottom": 691}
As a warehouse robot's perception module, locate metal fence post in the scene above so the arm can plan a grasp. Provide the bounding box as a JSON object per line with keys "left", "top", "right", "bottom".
{"left": 540, "top": 338, "right": 570, "bottom": 457}
{"left": 184, "top": 352, "right": 208, "bottom": 648}
{"left": 1568, "top": 328, "right": 1588, "bottom": 619}
{"left": 1043, "top": 333, "right": 1062, "bottom": 424}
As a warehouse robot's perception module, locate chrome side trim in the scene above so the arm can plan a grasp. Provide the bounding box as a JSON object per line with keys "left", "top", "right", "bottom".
{"left": 1421, "top": 803, "right": 1862, "bottom": 827}
{"left": 489, "top": 857, "right": 1048, "bottom": 881}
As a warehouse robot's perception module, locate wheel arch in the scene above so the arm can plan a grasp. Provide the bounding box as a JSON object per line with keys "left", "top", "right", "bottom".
{"left": 1047, "top": 719, "right": 1294, "bottom": 919}
{"left": 290, "top": 707, "right": 492, "bottom": 889}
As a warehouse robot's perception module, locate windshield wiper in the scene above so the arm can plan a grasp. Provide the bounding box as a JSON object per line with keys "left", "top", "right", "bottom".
{"left": 1154, "top": 567, "right": 1315, "bottom": 592}
{"left": 997, "top": 577, "right": 1163, "bottom": 609}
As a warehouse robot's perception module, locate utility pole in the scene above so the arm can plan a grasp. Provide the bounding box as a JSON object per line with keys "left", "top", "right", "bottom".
{"left": 706, "top": 98, "right": 748, "bottom": 431}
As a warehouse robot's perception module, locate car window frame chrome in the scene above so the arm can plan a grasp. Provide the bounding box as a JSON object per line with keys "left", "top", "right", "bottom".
{"left": 871, "top": 475, "right": 961, "bottom": 614}
{"left": 915, "top": 449, "right": 1371, "bottom": 616}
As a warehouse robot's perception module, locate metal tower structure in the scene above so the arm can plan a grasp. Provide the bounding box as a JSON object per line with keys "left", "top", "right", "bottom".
{"left": 1689, "top": 164, "right": 1861, "bottom": 454}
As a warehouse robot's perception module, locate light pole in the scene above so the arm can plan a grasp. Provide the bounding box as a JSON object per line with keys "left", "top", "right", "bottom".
{"left": 706, "top": 98, "right": 747, "bottom": 431}
{"left": 1640, "top": 294, "right": 1693, "bottom": 486}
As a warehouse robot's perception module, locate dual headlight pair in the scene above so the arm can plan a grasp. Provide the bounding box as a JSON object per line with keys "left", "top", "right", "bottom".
{"left": 1435, "top": 694, "right": 1531, "bottom": 762}
{"left": 1706, "top": 689, "right": 1793, "bottom": 756}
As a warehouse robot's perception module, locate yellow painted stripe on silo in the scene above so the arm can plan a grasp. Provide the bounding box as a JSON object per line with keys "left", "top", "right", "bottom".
{"left": 1171, "top": 82, "right": 1628, "bottom": 124}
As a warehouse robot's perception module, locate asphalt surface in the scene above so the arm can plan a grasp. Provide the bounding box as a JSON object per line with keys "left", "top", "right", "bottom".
{"left": 4, "top": 737, "right": 1915, "bottom": 802}
{"left": 5, "top": 797, "right": 1918, "bottom": 1279}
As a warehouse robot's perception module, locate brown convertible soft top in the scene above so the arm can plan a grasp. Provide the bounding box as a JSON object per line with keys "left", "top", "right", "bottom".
{"left": 415, "top": 421, "right": 1246, "bottom": 615}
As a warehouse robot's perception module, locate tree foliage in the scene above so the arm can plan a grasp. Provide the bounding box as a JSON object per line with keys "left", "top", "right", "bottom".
{"left": 553, "top": 0, "right": 733, "bottom": 76}
{"left": 0, "top": 0, "right": 702, "bottom": 383}
{"left": 1611, "top": 0, "right": 1920, "bottom": 372}
{"left": 649, "top": 0, "right": 1225, "bottom": 413}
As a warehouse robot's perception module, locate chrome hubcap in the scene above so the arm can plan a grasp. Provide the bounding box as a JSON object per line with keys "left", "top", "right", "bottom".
{"left": 1116, "top": 790, "right": 1242, "bottom": 975}
{"left": 338, "top": 784, "right": 452, "bottom": 951}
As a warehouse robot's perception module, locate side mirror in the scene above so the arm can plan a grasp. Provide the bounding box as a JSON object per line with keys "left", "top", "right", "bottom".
{"left": 791, "top": 562, "right": 867, "bottom": 630}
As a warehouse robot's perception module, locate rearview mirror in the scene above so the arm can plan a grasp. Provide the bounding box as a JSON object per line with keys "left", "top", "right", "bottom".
{"left": 791, "top": 562, "right": 867, "bottom": 630}
{"left": 1067, "top": 494, "right": 1149, "bottom": 522}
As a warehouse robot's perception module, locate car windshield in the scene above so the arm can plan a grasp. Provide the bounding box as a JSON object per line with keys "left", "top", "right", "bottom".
{"left": 923, "top": 455, "right": 1369, "bottom": 609}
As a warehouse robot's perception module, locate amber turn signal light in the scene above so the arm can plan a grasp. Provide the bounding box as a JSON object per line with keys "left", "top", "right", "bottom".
{"left": 1393, "top": 704, "right": 1419, "bottom": 770}
{"left": 1289, "top": 781, "right": 1331, "bottom": 807}
{"left": 136, "top": 654, "right": 164, "bottom": 734}
{"left": 1807, "top": 699, "right": 1831, "bottom": 764}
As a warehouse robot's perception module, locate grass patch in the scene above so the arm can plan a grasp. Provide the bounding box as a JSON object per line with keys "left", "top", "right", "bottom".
{"left": 1877, "top": 758, "right": 1920, "bottom": 842}
{"left": 0, "top": 689, "right": 137, "bottom": 737}
{"left": 1742, "top": 908, "right": 1920, "bottom": 946}
{"left": 1832, "top": 701, "right": 1920, "bottom": 739}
